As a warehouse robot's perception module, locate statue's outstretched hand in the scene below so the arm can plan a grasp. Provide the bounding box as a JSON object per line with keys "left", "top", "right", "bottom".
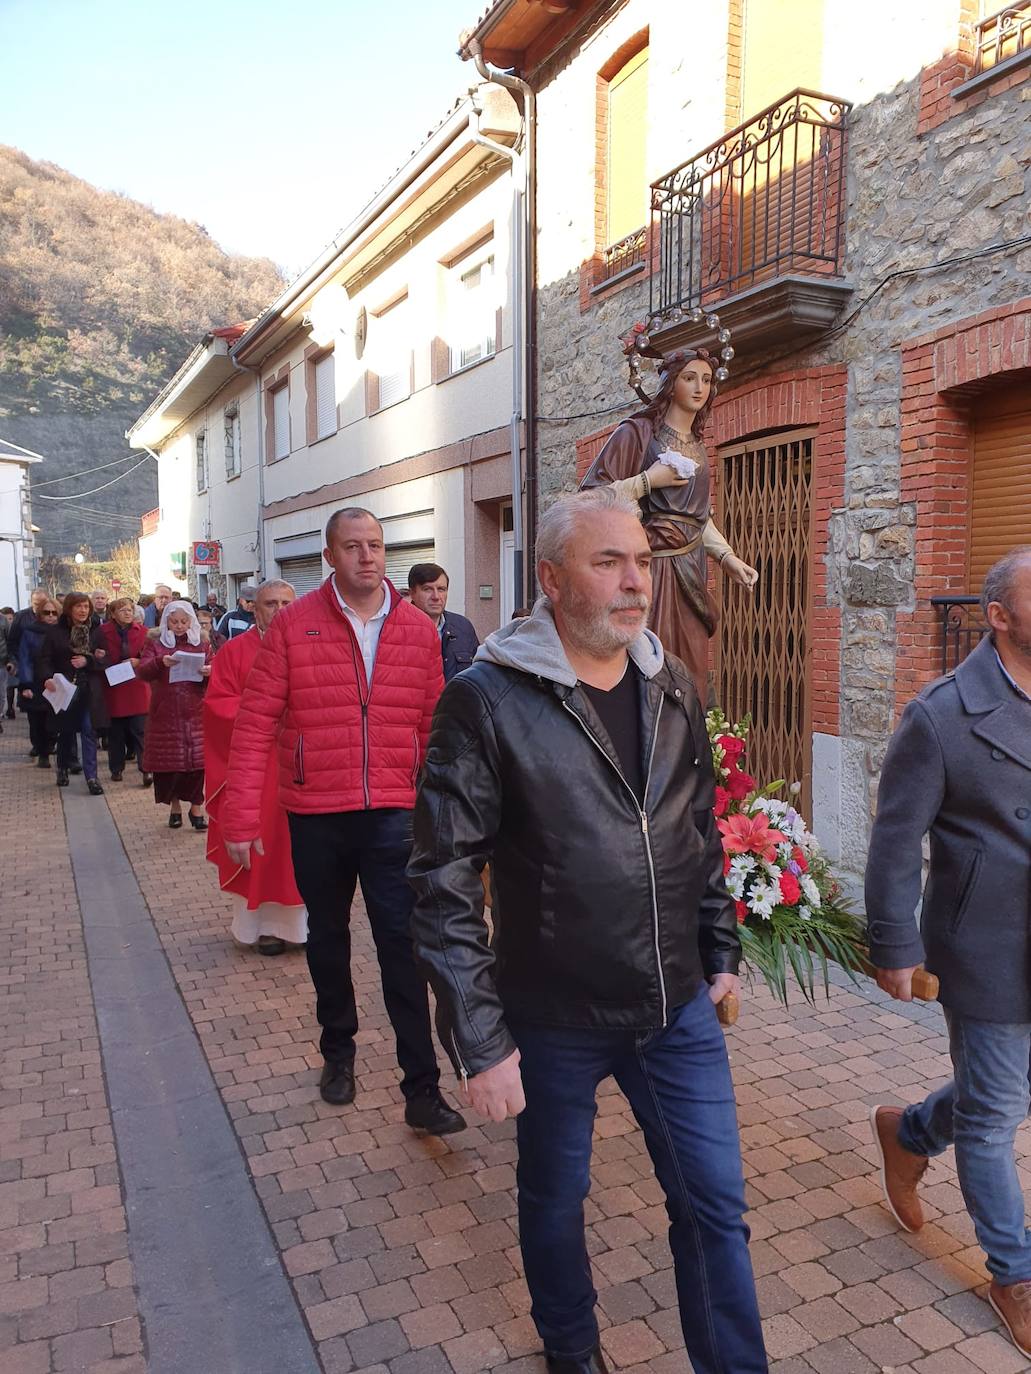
{"left": 723, "top": 555, "right": 759, "bottom": 589}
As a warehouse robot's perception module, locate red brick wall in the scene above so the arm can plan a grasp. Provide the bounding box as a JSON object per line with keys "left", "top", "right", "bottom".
{"left": 712, "top": 366, "right": 847, "bottom": 735}
{"left": 896, "top": 297, "right": 1031, "bottom": 708}
{"left": 915, "top": 0, "right": 1029, "bottom": 133}
{"left": 575, "top": 424, "right": 617, "bottom": 480}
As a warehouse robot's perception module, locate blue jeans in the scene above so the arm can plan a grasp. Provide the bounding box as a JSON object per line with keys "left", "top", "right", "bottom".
{"left": 899, "top": 1010, "right": 1031, "bottom": 1283}
{"left": 58, "top": 703, "right": 97, "bottom": 780}
{"left": 511, "top": 987, "right": 767, "bottom": 1373}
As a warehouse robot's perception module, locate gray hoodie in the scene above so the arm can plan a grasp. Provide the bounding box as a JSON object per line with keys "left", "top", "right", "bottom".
{"left": 474, "top": 599, "right": 664, "bottom": 687}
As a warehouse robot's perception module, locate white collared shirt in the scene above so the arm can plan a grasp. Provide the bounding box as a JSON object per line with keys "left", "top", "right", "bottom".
{"left": 331, "top": 578, "right": 389, "bottom": 686}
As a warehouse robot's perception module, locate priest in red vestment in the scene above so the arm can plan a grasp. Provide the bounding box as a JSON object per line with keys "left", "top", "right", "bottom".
{"left": 204, "top": 579, "right": 307, "bottom": 955}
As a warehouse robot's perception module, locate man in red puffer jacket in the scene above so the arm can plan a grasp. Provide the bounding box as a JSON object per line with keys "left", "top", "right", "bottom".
{"left": 222, "top": 508, "right": 465, "bottom": 1137}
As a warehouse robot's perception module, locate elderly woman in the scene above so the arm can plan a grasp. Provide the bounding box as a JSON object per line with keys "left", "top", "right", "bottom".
{"left": 38, "top": 591, "right": 109, "bottom": 794}
{"left": 138, "top": 600, "right": 212, "bottom": 829}
{"left": 98, "top": 596, "right": 151, "bottom": 785}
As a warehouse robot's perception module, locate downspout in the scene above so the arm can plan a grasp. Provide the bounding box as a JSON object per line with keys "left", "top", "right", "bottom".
{"left": 464, "top": 36, "right": 535, "bottom": 608}
{"left": 231, "top": 356, "right": 265, "bottom": 581}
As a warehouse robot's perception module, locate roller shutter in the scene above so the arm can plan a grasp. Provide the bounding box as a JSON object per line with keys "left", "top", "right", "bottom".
{"left": 385, "top": 542, "right": 435, "bottom": 591}
{"left": 969, "top": 386, "right": 1031, "bottom": 589}
{"left": 277, "top": 556, "right": 325, "bottom": 596}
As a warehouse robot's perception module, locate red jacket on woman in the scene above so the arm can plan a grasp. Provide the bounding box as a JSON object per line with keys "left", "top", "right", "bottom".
{"left": 97, "top": 621, "right": 151, "bottom": 718}
{"left": 138, "top": 632, "right": 212, "bottom": 773}
{"left": 221, "top": 578, "right": 444, "bottom": 843}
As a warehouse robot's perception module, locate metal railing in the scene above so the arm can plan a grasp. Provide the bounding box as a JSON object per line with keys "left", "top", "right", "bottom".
{"left": 649, "top": 89, "right": 850, "bottom": 316}
{"left": 930, "top": 595, "right": 989, "bottom": 674}
{"left": 974, "top": 3, "right": 1031, "bottom": 74}
{"left": 596, "top": 226, "right": 648, "bottom": 287}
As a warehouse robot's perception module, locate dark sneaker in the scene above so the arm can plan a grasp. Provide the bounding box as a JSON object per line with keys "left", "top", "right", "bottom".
{"left": 871, "top": 1105, "right": 928, "bottom": 1232}
{"left": 256, "top": 936, "right": 287, "bottom": 957}
{"left": 110, "top": 771, "right": 123, "bottom": 781}
{"left": 319, "top": 1060, "right": 356, "bottom": 1106}
{"left": 141, "top": 773, "right": 153, "bottom": 788}
{"left": 69, "top": 762, "right": 82, "bottom": 775}
{"left": 990, "top": 1279, "right": 1031, "bottom": 1355}
{"left": 56, "top": 768, "right": 70, "bottom": 787}
{"left": 37, "top": 755, "right": 51, "bottom": 769}
{"left": 86, "top": 779, "right": 104, "bottom": 796}
{"left": 404, "top": 1091, "right": 467, "bottom": 1137}
{"left": 546, "top": 1349, "right": 610, "bottom": 1373}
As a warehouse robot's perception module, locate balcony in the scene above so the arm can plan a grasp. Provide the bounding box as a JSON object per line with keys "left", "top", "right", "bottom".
{"left": 953, "top": 2, "right": 1031, "bottom": 98}
{"left": 645, "top": 90, "right": 853, "bottom": 356}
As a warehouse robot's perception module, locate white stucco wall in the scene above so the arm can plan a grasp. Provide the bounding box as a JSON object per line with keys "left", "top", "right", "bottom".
{"left": 0, "top": 458, "right": 35, "bottom": 610}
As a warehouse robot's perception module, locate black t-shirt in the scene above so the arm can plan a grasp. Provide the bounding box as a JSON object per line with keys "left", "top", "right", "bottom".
{"left": 581, "top": 664, "right": 644, "bottom": 802}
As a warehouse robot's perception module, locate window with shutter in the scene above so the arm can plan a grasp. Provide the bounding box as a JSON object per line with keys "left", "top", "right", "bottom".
{"left": 224, "top": 407, "right": 241, "bottom": 478}
{"left": 449, "top": 254, "right": 496, "bottom": 373}
{"left": 272, "top": 385, "right": 290, "bottom": 460}
{"left": 969, "top": 384, "right": 1031, "bottom": 589}
{"left": 606, "top": 47, "right": 648, "bottom": 248}
{"left": 385, "top": 542, "right": 435, "bottom": 589}
{"left": 315, "top": 353, "right": 337, "bottom": 440}
{"left": 277, "top": 555, "right": 326, "bottom": 595}
{"left": 195, "top": 431, "right": 207, "bottom": 493}
{"left": 374, "top": 295, "right": 411, "bottom": 409}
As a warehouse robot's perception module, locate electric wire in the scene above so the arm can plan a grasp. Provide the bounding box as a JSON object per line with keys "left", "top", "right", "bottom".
{"left": 31, "top": 451, "right": 152, "bottom": 487}
{"left": 34, "top": 456, "right": 153, "bottom": 499}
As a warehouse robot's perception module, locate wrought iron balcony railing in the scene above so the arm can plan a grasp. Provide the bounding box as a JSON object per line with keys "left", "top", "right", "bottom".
{"left": 975, "top": 3, "right": 1031, "bottom": 75}
{"left": 649, "top": 89, "right": 851, "bottom": 318}
{"left": 595, "top": 227, "right": 648, "bottom": 288}
{"left": 930, "top": 595, "right": 989, "bottom": 674}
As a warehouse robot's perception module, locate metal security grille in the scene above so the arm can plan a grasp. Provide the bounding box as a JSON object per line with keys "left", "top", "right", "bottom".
{"left": 714, "top": 428, "right": 814, "bottom": 813}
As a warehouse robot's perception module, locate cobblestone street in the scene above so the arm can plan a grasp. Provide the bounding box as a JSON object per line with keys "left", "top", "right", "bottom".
{"left": 2, "top": 711, "right": 1029, "bottom": 1374}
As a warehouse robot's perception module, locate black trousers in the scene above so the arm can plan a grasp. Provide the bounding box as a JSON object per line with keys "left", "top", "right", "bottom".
{"left": 26, "top": 708, "right": 57, "bottom": 757}
{"left": 108, "top": 714, "right": 146, "bottom": 775}
{"left": 287, "top": 808, "right": 439, "bottom": 1099}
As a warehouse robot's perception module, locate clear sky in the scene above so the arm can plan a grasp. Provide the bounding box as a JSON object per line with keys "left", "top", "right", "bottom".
{"left": 0, "top": 0, "right": 480, "bottom": 276}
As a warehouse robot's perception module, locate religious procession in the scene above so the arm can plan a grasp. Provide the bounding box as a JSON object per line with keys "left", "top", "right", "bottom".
{"left": 2, "top": 1, "right": 1030, "bottom": 1373}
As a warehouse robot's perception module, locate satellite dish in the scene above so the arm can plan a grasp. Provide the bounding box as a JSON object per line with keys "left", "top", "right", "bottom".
{"left": 354, "top": 306, "right": 368, "bottom": 360}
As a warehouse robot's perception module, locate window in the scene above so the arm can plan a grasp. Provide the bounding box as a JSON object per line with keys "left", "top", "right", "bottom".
{"left": 384, "top": 541, "right": 435, "bottom": 588}
{"left": 449, "top": 253, "right": 496, "bottom": 373}
{"left": 605, "top": 46, "right": 648, "bottom": 248}
{"left": 195, "top": 431, "right": 208, "bottom": 493}
{"left": 224, "top": 406, "right": 241, "bottom": 479}
{"left": 373, "top": 294, "right": 411, "bottom": 410}
{"left": 741, "top": 0, "right": 823, "bottom": 119}
{"left": 272, "top": 384, "right": 290, "bottom": 461}
{"left": 314, "top": 352, "right": 336, "bottom": 440}
{"left": 969, "top": 383, "right": 1031, "bottom": 589}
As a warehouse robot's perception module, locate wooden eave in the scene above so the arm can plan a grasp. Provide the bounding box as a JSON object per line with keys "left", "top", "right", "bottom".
{"left": 465, "top": 0, "right": 602, "bottom": 74}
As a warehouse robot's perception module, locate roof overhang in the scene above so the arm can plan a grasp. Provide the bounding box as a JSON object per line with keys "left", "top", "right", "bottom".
{"left": 459, "top": 0, "right": 600, "bottom": 72}
{"left": 233, "top": 87, "right": 519, "bottom": 368}
{"left": 127, "top": 335, "right": 241, "bottom": 450}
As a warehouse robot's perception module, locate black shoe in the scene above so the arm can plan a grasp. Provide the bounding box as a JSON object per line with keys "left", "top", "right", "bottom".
{"left": 404, "top": 1091, "right": 467, "bottom": 1137}
{"left": 256, "top": 936, "right": 287, "bottom": 957}
{"left": 4, "top": 708, "right": 14, "bottom": 720}
{"left": 69, "top": 763, "right": 82, "bottom": 775}
{"left": 188, "top": 810, "right": 207, "bottom": 831}
{"left": 56, "top": 768, "right": 69, "bottom": 787}
{"left": 141, "top": 773, "right": 153, "bottom": 788}
{"left": 86, "top": 779, "right": 104, "bottom": 796}
{"left": 168, "top": 813, "right": 183, "bottom": 829}
{"left": 37, "top": 755, "right": 51, "bottom": 769}
{"left": 110, "top": 771, "right": 123, "bottom": 782}
{"left": 319, "top": 1060, "right": 356, "bottom": 1106}
{"left": 29, "top": 747, "right": 38, "bottom": 758}
{"left": 546, "top": 1349, "right": 610, "bottom": 1374}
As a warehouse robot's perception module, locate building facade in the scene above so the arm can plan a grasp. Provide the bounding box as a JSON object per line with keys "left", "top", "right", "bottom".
{"left": 462, "top": 0, "right": 1031, "bottom": 878}
{"left": 0, "top": 442, "right": 40, "bottom": 610}
{"left": 131, "top": 85, "right": 524, "bottom": 636}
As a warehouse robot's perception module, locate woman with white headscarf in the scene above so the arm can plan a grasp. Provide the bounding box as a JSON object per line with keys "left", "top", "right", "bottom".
{"left": 138, "top": 600, "right": 213, "bottom": 829}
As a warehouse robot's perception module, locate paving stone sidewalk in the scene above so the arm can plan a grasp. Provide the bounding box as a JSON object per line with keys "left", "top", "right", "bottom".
{"left": 3, "top": 711, "right": 1030, "bottom": 1373}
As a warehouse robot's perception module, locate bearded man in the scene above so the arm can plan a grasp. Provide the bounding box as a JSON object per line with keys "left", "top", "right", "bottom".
{"left": 408, "top": 487, "right": 767, "bottom": 1374}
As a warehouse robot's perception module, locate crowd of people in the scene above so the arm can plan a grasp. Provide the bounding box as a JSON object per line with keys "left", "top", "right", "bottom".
{"left": 5, "top": 470, "right": 1030, "bottom": 1371}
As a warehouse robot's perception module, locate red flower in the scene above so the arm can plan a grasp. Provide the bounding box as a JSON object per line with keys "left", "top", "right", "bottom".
{"left": 718, "top": 734, "right": 745, "bottom": 764}
{"left": 792, "top": 846, "right": 808, "bottom": 873}
{"left": 725, "top": 769, "right": 755, "bottom": 801}
{"left": 714, "top": 786, "right": 731, "bottom": 817}
{"left": 717, "top": 812, "right": 787, "bottom": 861}
{"left": 779, "top": 871, "right": 801, "bottom": 905}
{"left": 735, "top": 900, "right": 748, "bottom": 924}
{"left": 631, "top": 321, "right": 647, "bottom": 334}
{"left": 723, "top": 852, "right": 732, "bottom": 876}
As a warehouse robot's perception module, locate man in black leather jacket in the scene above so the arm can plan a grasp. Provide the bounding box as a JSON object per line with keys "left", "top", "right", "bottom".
{"left": 409, "top": 488, "right": 767, "bottom": 1374}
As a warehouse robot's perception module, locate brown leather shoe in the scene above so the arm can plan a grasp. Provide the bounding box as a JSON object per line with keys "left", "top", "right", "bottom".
{"left": 870, "top": 1105, "right": 928, "bottom": 1233}
{"left": 990, "top": 1279, "right": 1031, "bottom": 1355}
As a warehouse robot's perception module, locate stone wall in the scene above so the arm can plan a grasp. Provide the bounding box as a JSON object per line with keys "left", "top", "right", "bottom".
{"left": 532, "top": 3, "right": 1031, "bottom": 877}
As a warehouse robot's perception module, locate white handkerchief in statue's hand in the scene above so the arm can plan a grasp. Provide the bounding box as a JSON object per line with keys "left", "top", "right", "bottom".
{"left": 105, "top": 660, "right": 135, "bottom": 686}
{"left": 169, "top": 651, "right": 206, "bottom": 683}
{"left": 656, "top": 447, "right": 699, "bottom": 480}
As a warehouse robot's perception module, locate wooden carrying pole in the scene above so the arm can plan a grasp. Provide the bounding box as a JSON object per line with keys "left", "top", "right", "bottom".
{"left": 715, "top": 965, "right": 940, "bottom": 1027}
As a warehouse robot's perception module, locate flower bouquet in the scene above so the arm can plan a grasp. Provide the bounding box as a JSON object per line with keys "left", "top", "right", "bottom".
{"left": 707, "top": 709, "right": 867, "bottom": 1004}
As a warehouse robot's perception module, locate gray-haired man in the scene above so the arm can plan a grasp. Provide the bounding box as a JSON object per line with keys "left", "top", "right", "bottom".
{"left": 867, "top": 546, "right": 1031, "bottom": 1355}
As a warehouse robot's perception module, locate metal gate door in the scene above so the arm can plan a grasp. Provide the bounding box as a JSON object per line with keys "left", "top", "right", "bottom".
{"left": 714, "top": 428, "right": 814, "bottom": 813}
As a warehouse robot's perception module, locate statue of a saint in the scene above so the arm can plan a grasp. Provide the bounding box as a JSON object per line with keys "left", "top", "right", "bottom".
{"left": 580, "top": 347, "right": 758, "bottom": 698}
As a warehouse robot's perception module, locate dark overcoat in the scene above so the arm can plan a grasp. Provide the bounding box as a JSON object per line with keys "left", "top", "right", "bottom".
{"left": 440, "top": 611, "right": 480, "bottom": 683}
{"left": 866, "top": 635, "right": 1031, "bottom": 1021}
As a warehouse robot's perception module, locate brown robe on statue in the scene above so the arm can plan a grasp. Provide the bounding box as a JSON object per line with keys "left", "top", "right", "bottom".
{"left": 580, "top": 415, "right": 723, "bottom": 699}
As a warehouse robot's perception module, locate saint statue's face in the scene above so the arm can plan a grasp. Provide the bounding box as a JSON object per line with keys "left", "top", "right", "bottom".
{"left": 672, "top": 360, "right": 713, "bottom": 415}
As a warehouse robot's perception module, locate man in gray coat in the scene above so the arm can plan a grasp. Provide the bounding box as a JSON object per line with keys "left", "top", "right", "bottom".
{"left": 866, "top": 545, "right": 1031, "bottom": 1356}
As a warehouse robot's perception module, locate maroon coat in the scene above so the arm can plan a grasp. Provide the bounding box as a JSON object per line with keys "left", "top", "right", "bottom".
{"left": 138, "top": 632, "right": 212, "bottom": 773}
{"left": 97, "top": 621, "right": 151, "bottom": 718}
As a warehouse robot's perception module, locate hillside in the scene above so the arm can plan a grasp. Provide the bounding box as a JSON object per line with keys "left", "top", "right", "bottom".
{"left": 0, "top": 145, "right": 285, "bottom": 556}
